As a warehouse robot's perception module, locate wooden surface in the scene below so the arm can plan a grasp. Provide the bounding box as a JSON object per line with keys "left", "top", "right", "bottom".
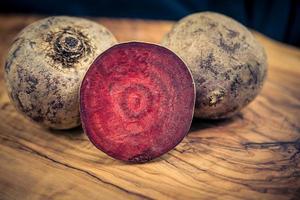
{"left": 0, "top": 15, "right": 300, "bottom": 200}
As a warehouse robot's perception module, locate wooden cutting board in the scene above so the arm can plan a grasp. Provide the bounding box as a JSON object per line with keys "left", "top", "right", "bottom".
{"left": 0, "top": 16, "right": 299, "bottom": 200}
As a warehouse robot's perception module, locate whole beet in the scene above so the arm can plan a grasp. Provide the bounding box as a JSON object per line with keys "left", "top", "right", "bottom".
{"left": 4, "top": 16, "right": 117, "bottom": 129}
{"left": 162, "top": 12, "right": 267, "bottom": 119}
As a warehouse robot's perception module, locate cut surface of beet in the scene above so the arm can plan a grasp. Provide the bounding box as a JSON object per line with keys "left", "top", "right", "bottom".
{"left": 80, "top": 42, "right": 195, "bottom": 163}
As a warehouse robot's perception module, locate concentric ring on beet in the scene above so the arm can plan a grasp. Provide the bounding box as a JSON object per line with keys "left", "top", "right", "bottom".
{"left": 80, "top": 42, "right": 195, "bottom": 163}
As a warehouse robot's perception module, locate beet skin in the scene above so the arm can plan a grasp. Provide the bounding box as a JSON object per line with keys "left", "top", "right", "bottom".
{"left": 80, "top": 42, "right": 195, "bottom": 163}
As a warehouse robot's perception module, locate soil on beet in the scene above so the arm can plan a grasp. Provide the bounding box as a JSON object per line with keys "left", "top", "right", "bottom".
{"left": 80, "top": 42, "right": 195, "bottom": 163}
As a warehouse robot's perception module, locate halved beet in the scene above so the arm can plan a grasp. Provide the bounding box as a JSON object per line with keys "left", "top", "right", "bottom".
{"left": 80, "top": 42, "right": 195, "bottom": 163}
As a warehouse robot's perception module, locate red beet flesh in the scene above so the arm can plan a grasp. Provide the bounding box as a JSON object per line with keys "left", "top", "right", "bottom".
{"left": 80, "top": 42, "right": 195, "bottom": 163}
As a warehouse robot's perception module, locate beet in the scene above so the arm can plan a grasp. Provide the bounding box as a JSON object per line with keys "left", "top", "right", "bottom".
{"left": 80, "top": 42, "right": 195, "bottom": 163}
{"left": 162, "top": 12, "right": 267, "bottom": 119}
{"left": 4, "top": 16, "right": 117, "bottom": 129}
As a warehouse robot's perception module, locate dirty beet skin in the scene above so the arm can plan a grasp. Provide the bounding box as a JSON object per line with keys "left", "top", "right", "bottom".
{"left": 162, "top": 12, "right": 267, "bottom": 119}
{"left": 4, "top": 16, "right": 117, "bottom": 129}
{"left": 80, "top": 42, "right": 195, "bottom": 163}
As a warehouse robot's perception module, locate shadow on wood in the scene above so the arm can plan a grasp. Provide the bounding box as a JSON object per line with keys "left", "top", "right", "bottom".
{"left": 189, "top": 112, "right": 244, "bottom": 132}
{"left": 48, "top": 125, "right": 84, "bottom": 137}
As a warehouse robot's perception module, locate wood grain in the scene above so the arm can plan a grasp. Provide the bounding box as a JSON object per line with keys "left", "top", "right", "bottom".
{"left": 0, "top": 15, "right": 299, "bottom": 200}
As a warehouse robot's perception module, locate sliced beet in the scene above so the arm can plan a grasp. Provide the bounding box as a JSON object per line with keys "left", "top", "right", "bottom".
{"left": 80, "top": 42, "right": 195, "bottom": 163}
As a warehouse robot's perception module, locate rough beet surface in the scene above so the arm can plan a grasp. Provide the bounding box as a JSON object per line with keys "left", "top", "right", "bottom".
{"left": 4, "top": 16, "right": 117, "bottom": 129}
{"left": 162, "top": 12, "right": 267, "bottom": 119}
{"left": 80, "top": 42, "right": 195, "bottom": 163}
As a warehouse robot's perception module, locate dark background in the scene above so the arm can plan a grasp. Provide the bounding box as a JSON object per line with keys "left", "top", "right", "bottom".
{"left": 1, "top": 0, "right": 300, "bottom": 47}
